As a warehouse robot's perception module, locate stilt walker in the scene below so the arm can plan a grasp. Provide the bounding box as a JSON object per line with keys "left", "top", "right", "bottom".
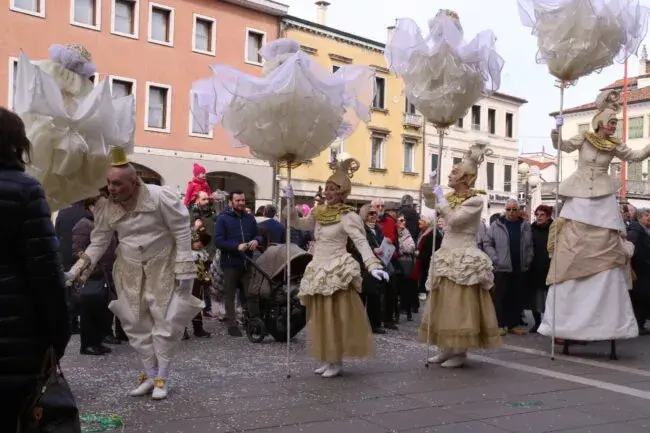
{"left": 518, "top": 0, "right": 650, "bottom": 358}
{"left": 385, "top": 9, "right": 505, "bottom": 366}
{"left": 191, "top": 38, "right": 377, "bottom": 377}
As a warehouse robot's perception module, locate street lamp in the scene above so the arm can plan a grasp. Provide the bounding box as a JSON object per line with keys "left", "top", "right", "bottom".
{"left": 518, "top": 162, "right": 541, "bottom": 220}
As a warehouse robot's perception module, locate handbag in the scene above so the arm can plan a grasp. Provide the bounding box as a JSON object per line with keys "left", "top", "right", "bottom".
{"left": 80, "top": 277, "right": 108, "bottom": 298}
{"left": 18, "top": 346, "right": 81, "bottom": 433}
{"left": 397, "top": 254, "right": 415, "bottom": 276}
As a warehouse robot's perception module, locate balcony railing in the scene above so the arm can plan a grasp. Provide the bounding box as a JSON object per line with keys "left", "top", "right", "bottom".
{"left": 402, "top": 112, "right": 423, "bottom": 127}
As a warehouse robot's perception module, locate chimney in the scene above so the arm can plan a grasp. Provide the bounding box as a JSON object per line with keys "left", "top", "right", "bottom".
{"left": 315, "top": 1, "right": 330, "bottom": 26}
{"left": 640, "top": 44, "right": 649, "bottom": 74}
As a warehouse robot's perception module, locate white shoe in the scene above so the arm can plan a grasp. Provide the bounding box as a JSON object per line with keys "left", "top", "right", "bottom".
{"left": 321, "top": 363, "right": 342, "bottom": 378}
{"left": 427, "top": 350, "right": 454, "bottom": 364}
{"left": 129, "top": 376, "right": 154, "bottom": 397}
{"left": 441, "top": 353, "right": 467, "bottom": 368}
{"left": 314, "top": 364, "right": 328, "bottom": 375}
{"left": 151, "top": 378, "right": 168, "bottom": 400}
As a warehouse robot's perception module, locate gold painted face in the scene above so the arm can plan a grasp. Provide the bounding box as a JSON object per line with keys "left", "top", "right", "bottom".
{"left": 448, "top": 165, "right": 465, "bottom": 188}
{"left": 324, "top": 181, "right": 342, "bottom": 204}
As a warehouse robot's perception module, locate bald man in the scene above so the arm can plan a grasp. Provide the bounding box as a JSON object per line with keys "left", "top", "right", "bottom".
{"left": 66, "top": 154, "right": 203, "bottom": 400}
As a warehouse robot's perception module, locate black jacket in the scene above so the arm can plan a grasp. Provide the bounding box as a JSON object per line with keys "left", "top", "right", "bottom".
{"left": 0, "top": 162, "right": 70, "bottom": 392}
{"left": 627, "top": 220, "right": 650, "bottom": 293}
{"left": 398, "top": 204, "right": 420, "bottom": 241}
{"left": 348, "top": 224, "right": 385, "bottom": 295}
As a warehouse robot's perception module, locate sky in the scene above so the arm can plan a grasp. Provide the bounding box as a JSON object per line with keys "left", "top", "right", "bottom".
{"left": 281, "top": 0, "right": 650, "bottom": 154}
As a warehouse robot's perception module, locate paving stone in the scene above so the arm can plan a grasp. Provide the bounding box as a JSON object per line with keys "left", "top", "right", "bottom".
{"left": 482, "top": 407, "right": 609, "bottom": 433}
{"left": 364, "top": 406, "right": 472, "bottom": 430}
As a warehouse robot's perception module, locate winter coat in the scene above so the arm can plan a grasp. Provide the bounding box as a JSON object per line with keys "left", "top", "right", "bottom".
{"left": 348, "top": 224, "right": 385, "bottom": 296}
{"left": 627, "top": 220, "right": 650, "bottom": 294}
{"left": 71, "top": 216, "right": 118, "bottom": 281}
{"left": 0, "top": 161, "right": 70, "bottom": 394}
{"left": 411, "top": 227, "right": 443, "bottom": 285}
{"left": 483, "top": 217, "right": 534, "bottom": 273}
{"left": 183, "top": 177, "right": 211, "bottom": 207}
{"left": 258, "top": 218, "right": 285, "bottom": 244}
{"left": 398, "top": 204, "right": 420, "bottom": 242}
{"left": 214, "top": 206, "right": 263, "bottom": 269}
{"left": 55, "top": 201, "right": 92, "bottom": 269}
{"left": 190, "top": 202, "right": 217, "bottom": 258}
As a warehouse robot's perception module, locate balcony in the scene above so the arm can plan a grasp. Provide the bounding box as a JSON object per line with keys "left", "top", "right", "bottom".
{"left": 402, "top": 112, "right": 423, "bottom": 128}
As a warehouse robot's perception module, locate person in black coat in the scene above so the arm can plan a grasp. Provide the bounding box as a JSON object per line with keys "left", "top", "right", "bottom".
{"left": 528, "top": 205, "right": 553, "bottom": 333}
{"left": 627, "top": 209, "right": 650, "bottom": 335}
{"left": 0, "top": 107, "right": 70, "bottom": 432}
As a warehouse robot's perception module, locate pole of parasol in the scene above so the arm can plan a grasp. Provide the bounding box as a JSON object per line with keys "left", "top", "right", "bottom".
{"left": 550, "top": 80, "right": 566, "bottom": 360}
{"left": 621, "top": 55, "right": 629, "bottom": 200}
{"left": 424, "top": 125, "right": 446, "bottom": 367}
{"left": 285, "top": 163, "right": 292, "bottom": 379}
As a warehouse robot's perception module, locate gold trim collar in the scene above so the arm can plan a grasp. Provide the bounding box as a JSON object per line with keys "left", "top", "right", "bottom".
{"left": 312, "top": 203, "right": 356, "bottom": 225}
{"left": 584, "top": 131, "right": 619, "bottom": 152}
{"left": 445, "top": 189, "right": 486, "bottom": 209}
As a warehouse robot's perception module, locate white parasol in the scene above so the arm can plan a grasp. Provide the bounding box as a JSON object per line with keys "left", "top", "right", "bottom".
{"left": 518, "top": 0, "right": 650, "bottom": 358}
{"left": 385, "top": 9, "right": 504, "bottom": 366}
{"left": 191, "top": 38, "right": 375, "bottom": 376}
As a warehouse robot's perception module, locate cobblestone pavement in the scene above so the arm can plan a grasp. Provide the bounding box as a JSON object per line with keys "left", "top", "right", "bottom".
{"left": 64, "top": 312, "right": 650, "bottom": 433}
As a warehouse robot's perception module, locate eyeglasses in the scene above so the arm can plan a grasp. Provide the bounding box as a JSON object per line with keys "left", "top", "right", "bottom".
{"left": 505, "top": 208, "right": 518, "bottom": 211}
{"left": 398, "top": 219, "right": 405, "bottom": 222}
{"left": 368, "top": 211, "right": 377, "bottom": 216}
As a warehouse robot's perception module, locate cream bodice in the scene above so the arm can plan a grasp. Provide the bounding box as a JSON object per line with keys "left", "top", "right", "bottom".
{"left": 554, "top": 133, "right": 650, "bottom": 199}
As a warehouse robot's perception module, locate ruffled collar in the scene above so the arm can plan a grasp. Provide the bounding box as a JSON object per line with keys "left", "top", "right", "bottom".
{"left": 584, "top": 131, "right": 619, "bottom": 152}
{"left": 445, "top": 189, "right": 486, "bottom": 209}
{"left": 106, "top": 182, "right": 156, "bottom": 225}
{"left": 312, "top": 203, "right": 356, "bottom": 225}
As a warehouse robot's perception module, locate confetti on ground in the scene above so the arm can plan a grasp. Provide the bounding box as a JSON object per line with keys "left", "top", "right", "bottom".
{"left": 80, "top": 413, "right": 124, "bottom": 433}
{"left": 504, "top": 401, "right": 543, "bottom": 408}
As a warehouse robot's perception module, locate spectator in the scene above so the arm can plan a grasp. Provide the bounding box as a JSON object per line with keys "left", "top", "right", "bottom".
{"left": 214, "top": 191, "right": 262, "bottom": 337}
{"left": 627, "top": 208, "right": 650, "bottom": 335}
{"left": 373, "top": 199, "right": 400, "bottom": 329}
{"left": 0, "top": 107, "right": 70, "bottom": 432}
{"left": 396, "top": 213, "right": 417, "bottom": 321}
{"left": 258, "top": 204, "right": 285, "bottom": 244}
{"left": 190, "top": 191, "right": 218, "bottom": 318}
{"left": 183, "top": 163, "right": 211, "bottom": 207}
{"left": 529, "top": 205, "right": 553, "bottom": 333}
{"left": 411, "top": 212, "right": 443, "bottom": 306}
{"left": 484, "top": 199, "right": 533, "bottom": 335}
{"left": 398, "top": 194, "right": 420, "bottom": 241}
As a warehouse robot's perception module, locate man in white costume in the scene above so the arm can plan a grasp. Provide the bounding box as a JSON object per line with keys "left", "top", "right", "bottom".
{"left": 67, "top": 147, "right": 203, "bottom": 400}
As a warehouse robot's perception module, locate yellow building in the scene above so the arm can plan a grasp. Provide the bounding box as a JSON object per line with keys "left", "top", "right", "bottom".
{"left": 278, "top": 14, "right": 424, "bottom": 206}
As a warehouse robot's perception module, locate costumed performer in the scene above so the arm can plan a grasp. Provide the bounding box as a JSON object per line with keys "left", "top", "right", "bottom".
{"left": 419, "top": 144, "right": 502, "bottom": 368}
{"left": 13, "top": 43, "right": 135, "bottom": 211}
{"left": 283, "top": 156, "right": 389, "bottom": 378}
{"left": 65, "top": 147, "right": 204, "bottom": 400}
{"left": 539, "top": 89, "right": 646, "bottom": 341}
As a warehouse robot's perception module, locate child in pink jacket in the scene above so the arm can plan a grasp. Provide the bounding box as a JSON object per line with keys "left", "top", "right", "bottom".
{"left": 184, "top": 163, "right": 211, "bottom": 207}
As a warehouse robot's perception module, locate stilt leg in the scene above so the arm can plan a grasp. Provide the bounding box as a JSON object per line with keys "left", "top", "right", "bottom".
{"left": 562, "top": 341, "right": 570, "bottom": 355}
{"left": 609, "top": 340, "right": 618, "bottom": 360}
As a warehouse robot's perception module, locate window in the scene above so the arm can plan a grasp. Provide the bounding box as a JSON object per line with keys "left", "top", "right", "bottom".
{"left": 629, "top": 116, "right": 644, "bottom": 139}
{"left": 245, "top": 29, "right": 265, "bottom": 64}
{"left": 430, "top": 153, "right": 439, "bottom": 173}
{"left": 148, "top": 3, "right": 174, "bottom": 46}
{"left": 403, "top": 140, "right": 416, "bottom": 172}
{"left": 471, "top": 105, "right": 481, "bottom": 130}
{"left": 112, "top": 0, "right": 138, "bottom": 37}
{"left": 71, "top": 0, "right": 100, "bottom": 29}
{"left": 505, "top": 112, "right": 514, "bottom": 138}
{"left": 488, "top": 108, "right": 496, "bottom": 135}
{"left": 189, "top": 91, "right": 212, "bottom": 138}
{"left": 456, "top": 117, "right": 464, "bottom": 128}
{"left": 109, "top": 76, "right": 135, "bottom": 99}
{"left": 615, "top": 121, "right": 623, "bottom": 139}
{"left": 7, "top": 58, "right": 18, "bottom": 110}
{"left": 610, "top": 162, "right": 621, "bottom": 179}
{"left": 504, "top": 164, "right": 512, "bottom": 192}
{"left": 487, "top": 161, "right": 495, "bottom": 190}
{"left": 578, "top": 123, "right": 590, "bottom": 134}
{"left": 629, "top": 161, "right": 643, "bottom": 181}
{"left": 332, "top": 65, "right": 340, "bottom": 73}
{"left": 373, "top": 76, "right": 386, "bottom": 110}
{"left": 11, "top": 0, "right": 45, "bottom": 17}
{"left": 370, "top": 136, "right": 385, "bottom": 169}
{"left": 193, "top": 14, "right": 216, "bottom": 55}
{"left": 145, "top": 82, "right": 171, "bottom": 132}
{"left": 452, "top": 157, "right": 462, "bottom": 166}
{"left": 404, "top": 97, "right": 416, "bottom": 114}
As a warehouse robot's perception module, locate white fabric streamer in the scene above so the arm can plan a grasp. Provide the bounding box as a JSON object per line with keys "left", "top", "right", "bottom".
{"left": 191, "top": 38, "right": 375, "bottom": 162}
{"left": 385, "top": 10, "right": 504, "bottom": 126}
{"left": 518, "top": 0, "right": 650, "bottom": 81}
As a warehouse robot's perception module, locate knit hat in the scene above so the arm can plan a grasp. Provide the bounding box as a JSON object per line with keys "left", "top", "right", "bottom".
{"left": 193, "top": 163, "right": 206, "bottom": 177}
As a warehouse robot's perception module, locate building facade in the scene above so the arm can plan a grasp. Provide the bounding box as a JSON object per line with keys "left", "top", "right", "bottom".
{"left": 425, "top": 92, "right": 527, "bottom": 218}
{"left": 548, "top": 47, "right": 650, "bottom": 208}
{"left": 278, "top": 5, "right": 424, "bottom": 207}
{"left": 2, "top": 0, "right": 288, "bottom": 208}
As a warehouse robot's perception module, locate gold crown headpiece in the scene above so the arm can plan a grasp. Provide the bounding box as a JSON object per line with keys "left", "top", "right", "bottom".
{"left": 109, "top": 146, "right": 129, "bottom": 167}
{"left": 64, "top": 43, "right": 92, "bottom": 62}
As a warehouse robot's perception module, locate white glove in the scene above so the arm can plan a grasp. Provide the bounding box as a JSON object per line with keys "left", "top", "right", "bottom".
{"left": 283, "top": 183, "right": 294, "bottom": 199}
{"left": 177, "top": 279, "right": 193, "bottom": 291}
{"left": 555, "top": 115, "right": 564, "bottom": 127}
{"left": 433, "top": 185, "right": 448, "bottom": 208}
{"left": 429, "top": 170, "right": 437, "bottom": 185}
{"left": 371, "top": 269, "right": 389, "bottom": 281}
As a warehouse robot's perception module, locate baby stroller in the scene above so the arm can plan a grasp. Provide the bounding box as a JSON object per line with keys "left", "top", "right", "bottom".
{"left": 243, "top": 243, "right": 310, "bottom": 343}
